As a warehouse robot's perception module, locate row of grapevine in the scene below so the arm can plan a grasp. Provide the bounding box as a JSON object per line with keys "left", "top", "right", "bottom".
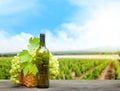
{"left": 56, "top": 58, "right": 111, "bottom": 80}
{"left": 82, "top": 60, "right": 110, "bottom": 80}
{"left": 114, "top": 60, "right": 120, "bottom": 79}
{"left": 0, "top": 57, "right": 12, "bottom": 79}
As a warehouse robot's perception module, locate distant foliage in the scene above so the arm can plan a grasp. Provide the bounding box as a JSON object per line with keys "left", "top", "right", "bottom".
{"left": 0, "top": 57, "right": 12, "bottom": 79}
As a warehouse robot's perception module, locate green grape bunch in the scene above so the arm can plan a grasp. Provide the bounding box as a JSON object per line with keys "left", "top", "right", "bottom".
{"left": 9, "top": 56, "right": 21, "bottom": 84}
{"left": 49, "top": 54, "right": 59, "bottom": 79}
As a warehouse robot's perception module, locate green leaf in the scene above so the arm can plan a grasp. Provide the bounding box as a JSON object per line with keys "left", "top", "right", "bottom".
{"left": 28, "top": 37, "right": 39, "bottom": 52}
{"left": 29, "top": 65, "right": 38, "bottom": 75}
{"left": 23, "top": 65, "right": 29, "bottom": 76}
{"left": 20, "top": 62, "right": 28, "bottom": 69}
{"left": 21, "top": 62, "right": 30, "bottom": 76}
{"left": 22, "top": 62, "right": 38, "bottom": 76}
{"left": 18, "top": 50, "right": 32, "bottom": 63}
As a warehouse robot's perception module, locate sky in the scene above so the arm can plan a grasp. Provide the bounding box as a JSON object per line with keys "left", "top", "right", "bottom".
{"left": 0, "top": 0, "right": 120, "bottom": 53}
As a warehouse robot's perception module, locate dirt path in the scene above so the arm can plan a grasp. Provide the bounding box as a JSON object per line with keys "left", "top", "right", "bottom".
{"left": 98, "top": 61, "right": 115, "bottom": 80}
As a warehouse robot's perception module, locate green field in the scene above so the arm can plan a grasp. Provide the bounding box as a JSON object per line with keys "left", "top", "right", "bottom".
{"left": 0, "top": 57, "right": 12, "bottom": 79}
{"left": 0, "top": 57, "right": 120, "bottom": 80}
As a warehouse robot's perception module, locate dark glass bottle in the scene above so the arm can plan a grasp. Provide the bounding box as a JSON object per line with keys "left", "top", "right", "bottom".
{"left": 36, "top": 34, "right": 49, "bottom": 88}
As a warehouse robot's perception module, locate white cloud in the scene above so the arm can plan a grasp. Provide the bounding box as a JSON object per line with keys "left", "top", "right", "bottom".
{"left": 46, "top": 24, "right": 87, "bottom": 51}
{"left": 0, "top": 31, "right": 32, "bottom": 53}
{"left": 83, "top": 0, "right": 120, "bottom": 47}
{"left": 69, "top": 0, "right": 104, "bottom": 8}
{"left": 45, "top": 0, "right": 120, "bottom": 51}
{"left": 0, "top": 0, "right": 37, "bottom": 15}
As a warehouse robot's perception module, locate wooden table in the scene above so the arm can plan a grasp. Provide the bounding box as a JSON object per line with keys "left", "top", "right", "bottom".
{"left": 0, "top": 80, "right": 120, "bottom": 91}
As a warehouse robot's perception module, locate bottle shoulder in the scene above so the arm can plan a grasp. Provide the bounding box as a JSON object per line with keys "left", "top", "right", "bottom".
{"left": 36, "top": 47, "right": 49, "bottom": 54}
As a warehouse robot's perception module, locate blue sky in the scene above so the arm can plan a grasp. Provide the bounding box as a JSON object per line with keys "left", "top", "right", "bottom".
{"left": 0, "top": 0, "right": 120, "bottom": 53}
{"left": 0, "top": 0, "right": 77, "bottom": 35}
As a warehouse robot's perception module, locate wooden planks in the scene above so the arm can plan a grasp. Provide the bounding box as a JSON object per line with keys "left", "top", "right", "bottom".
{"left": 0, "top": 80, "right": 120, "bottom": 91}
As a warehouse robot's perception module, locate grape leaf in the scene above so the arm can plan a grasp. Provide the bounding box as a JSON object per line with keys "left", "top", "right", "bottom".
{"left": 22, "top": 62, "right": 38, "bottom": 76}
{"left": 23, "top": 64, "right": 29, "bottom": 76}
{"left": 28, "top": 37, "right": 39, "bottom": 52}
{"left": 20, "top": 62, "right": 28, "bottom": 69}
{"left": 18, "top": 50, "right": 32, "bottom": 63}
{"left": 29, "top": 65, "right": 38, "bottom": 75}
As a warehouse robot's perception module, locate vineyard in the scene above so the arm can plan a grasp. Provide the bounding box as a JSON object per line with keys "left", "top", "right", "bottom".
{"left": 0, "top": 57, "right": 12, "bottom": 79}
{"left": 0, "top": 56, "right": 120, "bottom": 80}
{"left": 56, "top": 58, "right": 120, "bottom": 80}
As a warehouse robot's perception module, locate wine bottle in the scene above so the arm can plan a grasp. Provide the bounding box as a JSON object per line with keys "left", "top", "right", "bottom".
{"left": 36, "top": 34, "right": 49, "bottom": 88}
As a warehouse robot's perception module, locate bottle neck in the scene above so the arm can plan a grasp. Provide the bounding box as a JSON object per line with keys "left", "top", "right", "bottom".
{"left": 40, "top": 34, "right": 46, "bottom": 47}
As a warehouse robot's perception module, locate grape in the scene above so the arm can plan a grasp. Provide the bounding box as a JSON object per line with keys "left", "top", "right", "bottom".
{"left": 30, "top": 49, "right": 37, "bottom": 58}
{"left": 10, "top": 56, "right": 21, "bottom": 84}
{"left": 49, "top": 54, "right": 59, "bottom": 79}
